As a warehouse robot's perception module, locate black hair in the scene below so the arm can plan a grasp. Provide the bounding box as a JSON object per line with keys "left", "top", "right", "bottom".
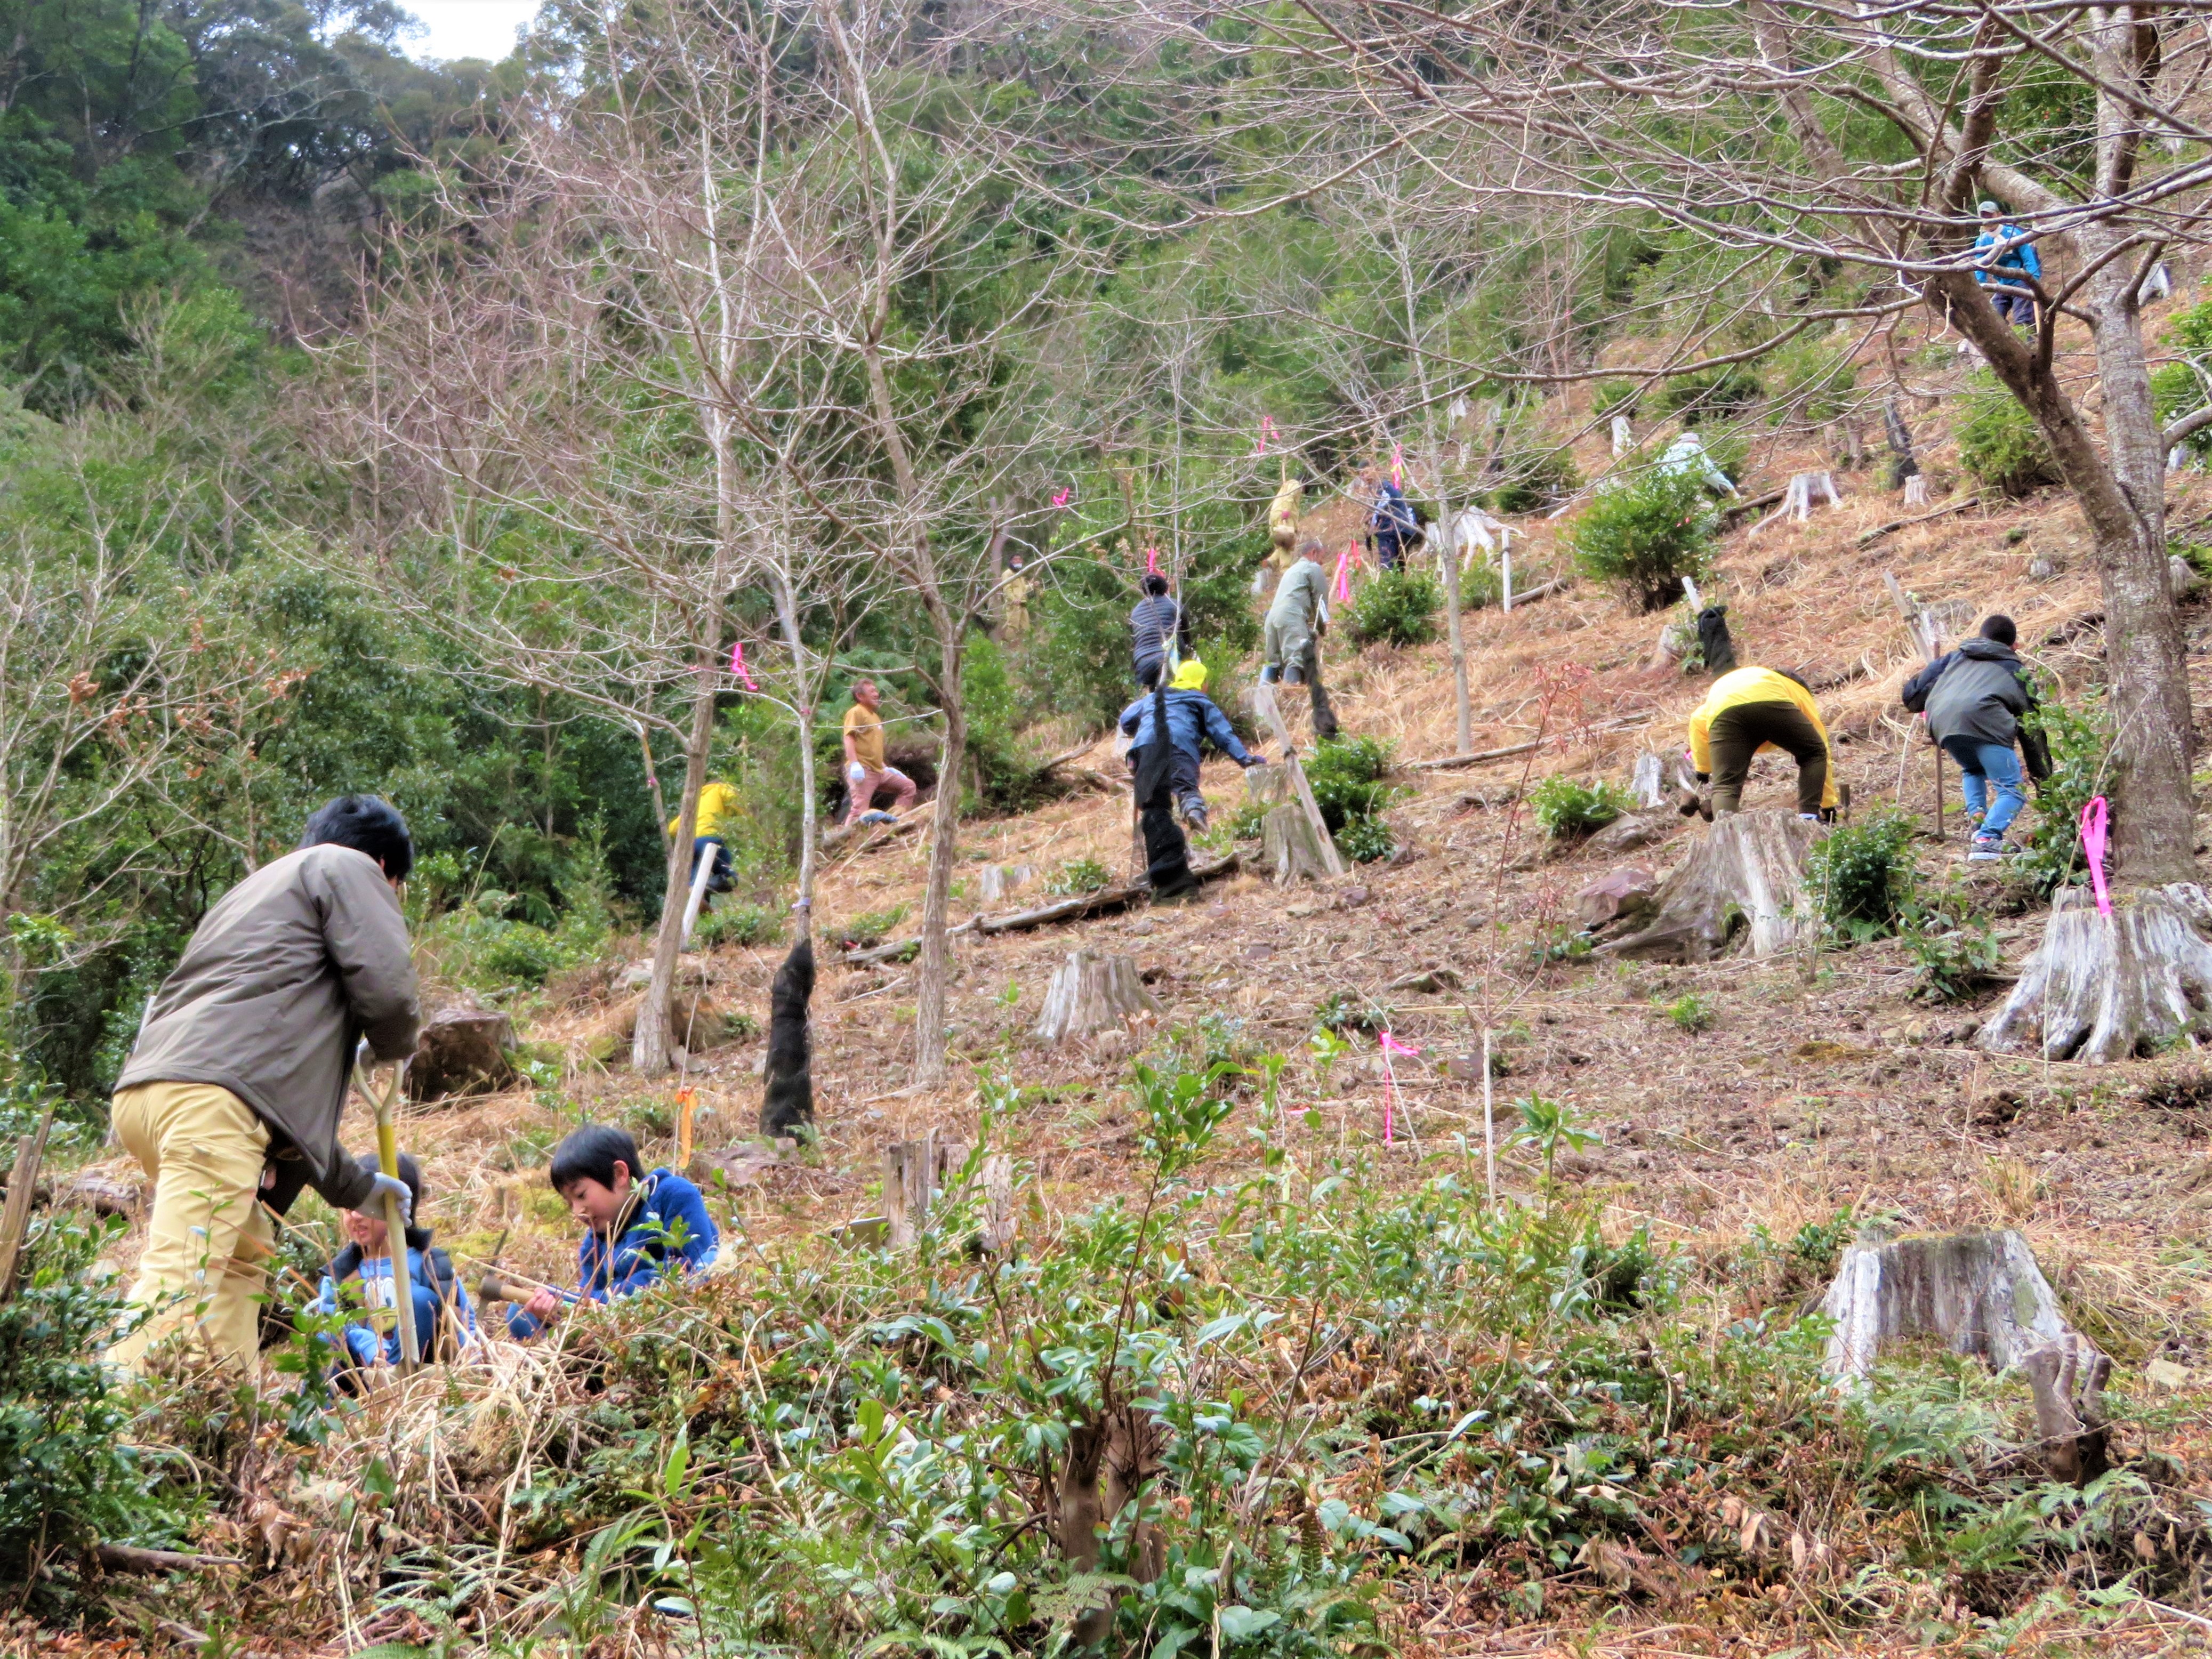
{"left": 1773, "top": 667, "right": 1813, "bottom": 691}
{"left": 1141, "top": 573, "right": 1169, "bottom": 596}
{"left": 350, "top": 1150, "right": 430, "bottom": 1250}
{"left": 301, "top": 795, "right": 414, "bottom": 883}
{"left": 550, "top": 1124, "right": 640, "bottom": 1193}
{"left": 1980, "top": 614, "right": 2017, "bottom": 646}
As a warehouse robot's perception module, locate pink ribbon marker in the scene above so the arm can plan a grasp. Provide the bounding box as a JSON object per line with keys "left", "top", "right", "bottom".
{"left": 1145, "top": 544, "right": 1161, "bottom": 576}
{"left": 1391, "top": 442, "right": 1405, "bottom": 491}
{"left": 729, "top": 640, "right": 758, "bottom": 692}
{"left": 1333, "top": 549, "right": 1353, "bottom": 603}
{"left": 1051, "top": 487, "right": 1071, "bottom": 508}
{"left": 2081, "top": 795, "right": 2112, "bottom": 917}
{"left": 1379, "top": 1031, "right": 1421, "bottom": 1146}
{"left": 1256, "top": 414, "right": 1279, "bottom": 455}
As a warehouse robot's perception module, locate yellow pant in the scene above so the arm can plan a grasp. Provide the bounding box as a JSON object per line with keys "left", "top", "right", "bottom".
{"left": 107, "top": 1081, "right": 273, "bottom": 1373}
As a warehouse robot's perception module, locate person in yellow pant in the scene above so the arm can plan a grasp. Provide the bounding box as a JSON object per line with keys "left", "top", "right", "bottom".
{"left": 107, "top": 796, "right": 421, "bottom": 1374}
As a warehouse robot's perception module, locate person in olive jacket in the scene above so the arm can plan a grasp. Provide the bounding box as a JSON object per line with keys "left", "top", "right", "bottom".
{"left": 1902, "top": 614, "right": 2051, "bottom": 860}
{"left": 107, "top": 796, "right": 421, "bottom": 1372}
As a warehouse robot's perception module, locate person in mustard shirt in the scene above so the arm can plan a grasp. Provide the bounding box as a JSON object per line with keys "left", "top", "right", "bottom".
{"left": 841, "top": 678, "right": 918, "bottom": 826}
{"left": 1685, "top": 666, "right": 1838, "bottom": 819}
{"left": 671, "top": 779, "right": 741, "bottom": 896}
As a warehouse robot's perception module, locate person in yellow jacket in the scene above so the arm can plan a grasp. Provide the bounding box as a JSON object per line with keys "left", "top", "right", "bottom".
{"left": 672, "top": 779, "right": 741, "bottom": 897}
{"left": 1266, "top": 468, "right": 1305, "bottom": 575}
{"left": 1685, "top": 666, "right": 1838, "bottom": 819}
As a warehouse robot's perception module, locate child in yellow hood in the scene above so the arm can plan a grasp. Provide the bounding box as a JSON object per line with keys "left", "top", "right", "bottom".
{"left": 1685, "top": 667, "right": 1837, "bottom": 819}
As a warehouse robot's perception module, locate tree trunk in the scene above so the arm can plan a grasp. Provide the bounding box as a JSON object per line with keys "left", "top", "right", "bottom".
{"left": 1051, "top": 1406, "right": 1167, "bottom": 1646}
{"left": 1034, "top": 949, "right": 1160, "bottom": 1044}
{"left": 914, "top": 681, "right": 965, "bottom": 1086}
{"left": 634, "top": 663, "right": 719, "bottom": 1074}
{"left": 1598, "top": 810, "right": 1819, "bottom": 962}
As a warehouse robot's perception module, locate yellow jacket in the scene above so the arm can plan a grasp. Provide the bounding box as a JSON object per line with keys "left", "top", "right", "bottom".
{"left": 672, "top": 780, "right": 742, "bottom": 841}
{"left": 1686, "top": 667, "right": 1838, "bottom": 809}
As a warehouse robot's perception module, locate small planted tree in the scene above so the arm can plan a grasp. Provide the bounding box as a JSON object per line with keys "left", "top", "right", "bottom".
{"left": 1568, "top": 467, "right": 1717, "bottom": 611}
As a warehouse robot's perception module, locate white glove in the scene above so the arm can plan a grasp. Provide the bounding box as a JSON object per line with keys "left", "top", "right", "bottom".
{"left": 365, "top": 1171, "right": 413, "bottom": 1225}
{"left": 846, "top": 761, "right": 867, "bottom": 784}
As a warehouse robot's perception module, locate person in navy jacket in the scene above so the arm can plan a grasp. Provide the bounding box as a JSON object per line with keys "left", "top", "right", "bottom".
{"left": 1117, "top": 659, "right": 1264, "bottom": 834}
{"left": 506, "top": 1125, "right": 719, "bottom": 1338}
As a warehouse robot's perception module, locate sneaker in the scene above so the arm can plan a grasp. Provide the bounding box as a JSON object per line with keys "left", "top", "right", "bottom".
{"left": 1967, "top": 833, "right": 2009, "bottom": 862}
{"left": 1799, "top": 812, "right": 1822, "bottom": 822}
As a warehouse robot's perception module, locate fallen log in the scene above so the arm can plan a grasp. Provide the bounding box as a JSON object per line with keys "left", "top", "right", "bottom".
{"left": 819, "top": 815, "right": 922, "bottom": 853}
{"left": 1855, "top": 494, "right": 1979, "bottom": 546}
{"left": 1719, "top": 485, "right": 1788, "bottom": 525}
{"left": 1407, "top": 715, "right": 1652, "bottom": 774}
{"left": 976, "top": 852, "right": 1240, "bottom": 935}
{"left": 96, "top": 1542, "right": 242, "bottom": 1574}
{"left": 838, "top": 917, "right": 977, "bottom": 967}
{"left": 1035, "top": 734, "right": 1106, "bottom": 774}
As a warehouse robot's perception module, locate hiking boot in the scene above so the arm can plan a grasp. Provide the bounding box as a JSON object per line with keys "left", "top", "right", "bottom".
{"left": 1183, "top": 804, "right": 1210, "bottom": 834}
{"left": 1967, "top": 833, "right": 2011, "bottom": 862}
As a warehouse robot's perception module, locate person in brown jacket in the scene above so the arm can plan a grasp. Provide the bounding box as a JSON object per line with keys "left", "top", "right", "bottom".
{"left": 107, "top": 796, "right": 422, "bottom": 1373}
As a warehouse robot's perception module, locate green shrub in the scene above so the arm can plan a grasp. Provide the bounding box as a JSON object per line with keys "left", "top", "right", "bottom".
{"left": 1046, "top": 856, "right": 1112, "bottom": 896}
{"left": 1303, "top": 736, "right": 1398, "bottom": 833}
{"left": 0, "top": 1213, "right": 182, "bottom": 1591}
{"left": 1342, "top": 567, "right": 1440, "bottom": 648}
{"left": 1570, "top": 465, "right": 1717, "bottom": 612}
{"left": 1957, "top": 372, "right": 2060, "bottom": 496}
{"left": 1529, "top": 775, "right": 1632, "bottom": 839}
{"left": 1806, "top": 809, "right": 1918, "bottom": 940}
{"left": 1458, "top": 559, "right": 1504, "bottom": 610}
{"left": 1904, "top": 889, "right": 2007, "bottom": 1003}
{"left": 695, "top": 902, "right": 784, "bottom": 949}
{"left": 1314, "top": 989, "right": 1389, "bottom": 1034}
{"left": 1652, "top": 364, "right": 1764, "bottom": 425}
{"left": 1592, "top": 377, "right": 1640, "bottom": 418}
{"left": 1336, "top": 815, "right": 1396, "bottom": 863}
{"left": 2154, "top": 360, "right": 2212, "bottom": 460}
{"left": 2014, "top": 690, "right": 2110, "bottom": 895}
{"left": 1224, "top": 801, "right": 1268, "bottom": 842}
{"left": 838, "top": 905, "right": 907, "bottom": 948}
{"left": 1665, "top": 992, "right": 1715, "bottom": 1033}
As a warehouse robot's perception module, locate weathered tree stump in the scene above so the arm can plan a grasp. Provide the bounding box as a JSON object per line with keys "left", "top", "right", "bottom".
{"left": 1034, "top": 949, "right": 1160, "bottom": 1044}
{"left": 1244, "top": 762, "right": 1291, "bottom": 809}
{"left": 1262, "top": 802, "right": 1334, "bottom": 885}
{"left": 408, "top": 1001, "right": 518, "bottom": 1101}
{"left": 883, "top": 1132, "right": 969, "bottom": 1248}
{"left": 1630, "top": 751, "right": 1666, "bottom": 808}
{"left": 1818, "top": 1228, "right": 2110, "bottom": 1482}
{"left": 1978, "top": 883, "right": 2212, "bottom": 1062}
{"left": 1598, "top": 810, "right": 1820, "bottom": 962}
{"left": 1586, "top": 810, "right": 1676, "bottom": 857}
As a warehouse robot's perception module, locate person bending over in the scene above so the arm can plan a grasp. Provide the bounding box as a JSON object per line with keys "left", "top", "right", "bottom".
{"left": 1119, "top": 659, "right": 1264, "bottom": 834}
{"left": 1685, "top": 666, "right": 1838, "bottom": 819}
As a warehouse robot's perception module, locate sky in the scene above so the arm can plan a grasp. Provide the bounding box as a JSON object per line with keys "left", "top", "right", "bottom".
{"left": 399, "top": 0, "right": 541, "bottom": 62}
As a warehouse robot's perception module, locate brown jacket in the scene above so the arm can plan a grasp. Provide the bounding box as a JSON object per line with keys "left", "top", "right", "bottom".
{"left": 117, "top": 845, "right": 420, "bottom": 1211}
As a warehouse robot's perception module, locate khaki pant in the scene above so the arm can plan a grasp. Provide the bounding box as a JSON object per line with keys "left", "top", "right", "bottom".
{"left": 1707, "top": 700, "right": 1829, "bottom": 817}
{"left": 107, "top": 1081, "right": 273, "bottom": 1373}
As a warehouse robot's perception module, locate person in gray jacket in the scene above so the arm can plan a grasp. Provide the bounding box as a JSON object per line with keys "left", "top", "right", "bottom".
{"left": 1261, "top": 538, "right": 1339, "bottom": 739}
{"left": 107, "top": 796, "right": 421, "bottom": 1372}
{"left": 1901, "top": 614, "right": 2051, "bottom": 861}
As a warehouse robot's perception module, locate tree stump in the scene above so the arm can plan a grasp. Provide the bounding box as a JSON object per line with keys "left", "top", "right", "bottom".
{"left": 1035, "top": 949, "right": 1160, "bottom": 1044}
{"left": 408, "top": 1001, "right": 518, "bottom": 1101}
{"left": 883, "top": 1132, "right": 970, "bottom": 1248}
{"left": 1575, "top": 866, "right": 1657, "bottom": 928}
{"left": 1598, "top": 810, "right": 1820, "bottom": 962}
{"left": 1262, "top": 802, "right": 1334, "bottom": 884}
{"left": 978, "top": 863, "right": 1035, "bottom": 904}
{"left": 1978, "top": 883, "right": 2212, "bottom": 1062}
{"left": 1630, "top": 751, "right": 1666, "bottom": 809}
{"left": 1817, "top": 1228, "right": 2110, "bottom": 1482}
{"left": 1244, "top": 762, "right": 1291, "bottom": 809}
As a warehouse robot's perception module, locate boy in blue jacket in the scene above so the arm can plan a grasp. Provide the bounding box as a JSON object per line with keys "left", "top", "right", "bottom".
{"left": 506, "top": 1125, "right": 719, "bottom": 1338}
{"left": 1974, "top": 202, "right": 2042, "bottom": 327}
{"left": 1118, "top": 659, "right": 1264, "bottom": 834}
{"left": 309, "top": 1152, "right": 478, "bottom": 1379}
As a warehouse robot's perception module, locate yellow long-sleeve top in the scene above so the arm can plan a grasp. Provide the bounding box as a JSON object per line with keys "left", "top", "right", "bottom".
{"left": 671, "top": 780, "right": 742, "bottom": 841}
{"left": 1686, "top": 667, "right": 1839, "bottom": 809}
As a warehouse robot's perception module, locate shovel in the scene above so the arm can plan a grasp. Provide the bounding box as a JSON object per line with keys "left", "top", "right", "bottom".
{"left": 352, "top": 1056, "right": 421, "bottom": 1373}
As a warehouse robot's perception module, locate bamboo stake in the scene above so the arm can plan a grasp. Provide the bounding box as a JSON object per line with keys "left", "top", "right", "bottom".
{"left": 1481, "top": 1029, "right": 1497, "bottom": 1208}
{"left": 0, "top": 1106, "right": 54, "bottom": 1304}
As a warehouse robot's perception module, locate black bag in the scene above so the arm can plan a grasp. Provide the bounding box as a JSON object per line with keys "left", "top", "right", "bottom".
{"left": 1696, "top": 605, "right": 1738, "bottom": 675}
{"left": 762, "top": 932, "right": 815, "bottom": 1135}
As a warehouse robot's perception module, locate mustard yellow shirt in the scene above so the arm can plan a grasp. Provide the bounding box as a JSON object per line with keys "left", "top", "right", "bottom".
{"left": 671, "top": 780, "right": 741, "bottom": 841}
{"left": 843, "top": 703, "right": 887, "bottom": 772}
{"left": 1686, "top": 667, "right": 1839, "bottom": 809}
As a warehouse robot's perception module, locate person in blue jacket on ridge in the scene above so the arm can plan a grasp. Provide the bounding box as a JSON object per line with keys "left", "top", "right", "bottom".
{"left": 1974, "top": 201, "right": 2042, "bottom": 327}
{"left": 1119, "top": 658, "right": 1265, "bottom": 835}
{"left": 505, "top": 1124, "right": 719, "bottom": 1338}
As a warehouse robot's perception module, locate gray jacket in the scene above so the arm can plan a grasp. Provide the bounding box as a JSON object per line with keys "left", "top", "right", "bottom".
{"left": 117, "top": 844, "right": 420, "bottom": 1211}
{"left": 1904, "top": 637, "right": 2033, "bottom": 748}
{"left": 1267, "top": 557, "right": 1329, "bottom": 636}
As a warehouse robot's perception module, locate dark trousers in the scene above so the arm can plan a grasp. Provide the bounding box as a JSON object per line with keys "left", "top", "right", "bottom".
{"left": 1135, "top": 656, "right": 1166, "bottom": 690}
{"left": 1707, "top": 701, "right": 1828, "bottom": 816}
{"left": 1989, "top": 287, "right": 2035, "bottom": 326}
{"left": 1127, "top": 744, "right": 1204, "bottom": 820}
{"left": 1375, "top": 534, "right": 1407, "bottom": 572}
{"left": 1129, "top": 744, "right": 1196, "bottom": 895}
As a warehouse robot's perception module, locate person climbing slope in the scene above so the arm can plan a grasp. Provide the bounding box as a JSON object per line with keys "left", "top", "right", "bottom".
{"left": 1685, "top": 666, "right": 1838, "bottom": 820}
{"left": 1118, "top": 659, "right": 1264, "bottom": 834}
{"left": 672, "top": 778, "right": 740, "bottom": 898}
{"left": 1973, "top": 202, "right": 2042, "bottom": 327}
{"left": 1129, "top": 572, "right": 1192, "bottom": 689}
{"left": 1363, "top": 462, "right": 1420, "bottom": 571}
{"left": 1261, "top": 538, "right": 1339, "bottom": 739}
{"left": 842, "top": 678, "right": 918, "bottom": 826}
{"left": 1902, "top": 613, "right": 2050, "bottom": 861}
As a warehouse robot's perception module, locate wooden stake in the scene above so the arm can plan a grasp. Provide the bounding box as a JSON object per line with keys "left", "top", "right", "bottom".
{"left": 0, "top": 1107, "right": 54, "bottom": 1304}
{"left": 1481, "top": 1030, "right": 1497, "bottom": 1208}
{"left": 678, "top": 836, "right": 717, "bottom": 944}
{"left": 1934, "top": 748, "right": 1946, "bottom": 844}
{"left": 1251, "top": 682, "right": 1347, "bottom": 877}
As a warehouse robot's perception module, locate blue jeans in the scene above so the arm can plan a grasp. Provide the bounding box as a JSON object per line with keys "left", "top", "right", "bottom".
{"left": 690, "top": 835, "right": 733, "bottom": 892}
{"left": 1941, "top": 738, "right": 2025, "bottom": 836}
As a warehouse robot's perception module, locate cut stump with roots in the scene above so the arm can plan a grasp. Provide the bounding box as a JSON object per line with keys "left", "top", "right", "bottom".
{"left": 1035, "top": 949, "right": 1160, "bottom": 1045}
{"left": 1978, "top": 883, "right": 2212, "bottom": 1063}
{"left": 1819, "top": 1228, "right": 2110, "bottom": 1483}
{"left": 1598, "top": 810, "right": 1820, "bottom": 963}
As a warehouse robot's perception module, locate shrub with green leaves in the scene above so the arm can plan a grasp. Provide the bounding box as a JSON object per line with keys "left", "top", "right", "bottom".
{"left": 838, "top": 904, "right": 907, "bottom": 948}
{"left": 1303, "top": 736, "right": 1397, "bottom": 832}
{"left": 1570, "top": 465, "right": 1718, "bottom": 612}
{"left": 1045, "top": 856, "right": 1113, "bottom": 896}
{"left": 1529, "top": 775, "right": 1632, "bottom": 839}
{"left": 1666, "top": 992, "right": 1715, "bottom": 1033}
{"left": 2014, "top": 689, "right": 2109, "bottom": 894}
{"left": 694, "top": 903, "right": 784, "bottom": 949}
{"left": 1488, "top": 431, "right": 1580, "bottom": 513}
{"left": 1905, "top": 888, "right": 2007, "bottom": 1003}
{"left": 1458, "top": 558, "right": 1505, "bottom": 610}
{"left": 1336, "top": 815, "right": 1396, "bottom": 863}
{"left": 1807, "top": 809, "right": 1918, "bottom": 940}
{"left": 1592, "top": 377, "right": 1640, "bottom": 418}
{"left": 1652, "top": 364, "right": 1764, "bottom": 425}
{"left": 1957, "top": 372, "right": 2060, "bottom": 496}
{"left": 1342, "top": 566, "right": 1441, "bottom": 648}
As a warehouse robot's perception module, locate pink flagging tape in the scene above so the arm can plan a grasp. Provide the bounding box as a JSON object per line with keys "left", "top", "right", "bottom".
{"left": 2080, "top": 795, "right": 2112, "bottom": 917}
{"left": 730, "top": 640, "right": 758, "bottom": 691}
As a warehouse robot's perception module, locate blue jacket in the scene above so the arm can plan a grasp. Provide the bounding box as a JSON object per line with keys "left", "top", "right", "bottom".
{"left": 1370, "top": 479, "right": 1418, "bottom": 544}
{"left": 1974, "top": 224, "right": 2041, "bottom": 284}
{"left": 506, "top": 1167, "right": 719, "bottom": 1338}
{"left": 1119, "top": 688, "right": 1254, "bottom": 765}
{"left": 312, "top": 1243, "right": 478, "bottom": 1368}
